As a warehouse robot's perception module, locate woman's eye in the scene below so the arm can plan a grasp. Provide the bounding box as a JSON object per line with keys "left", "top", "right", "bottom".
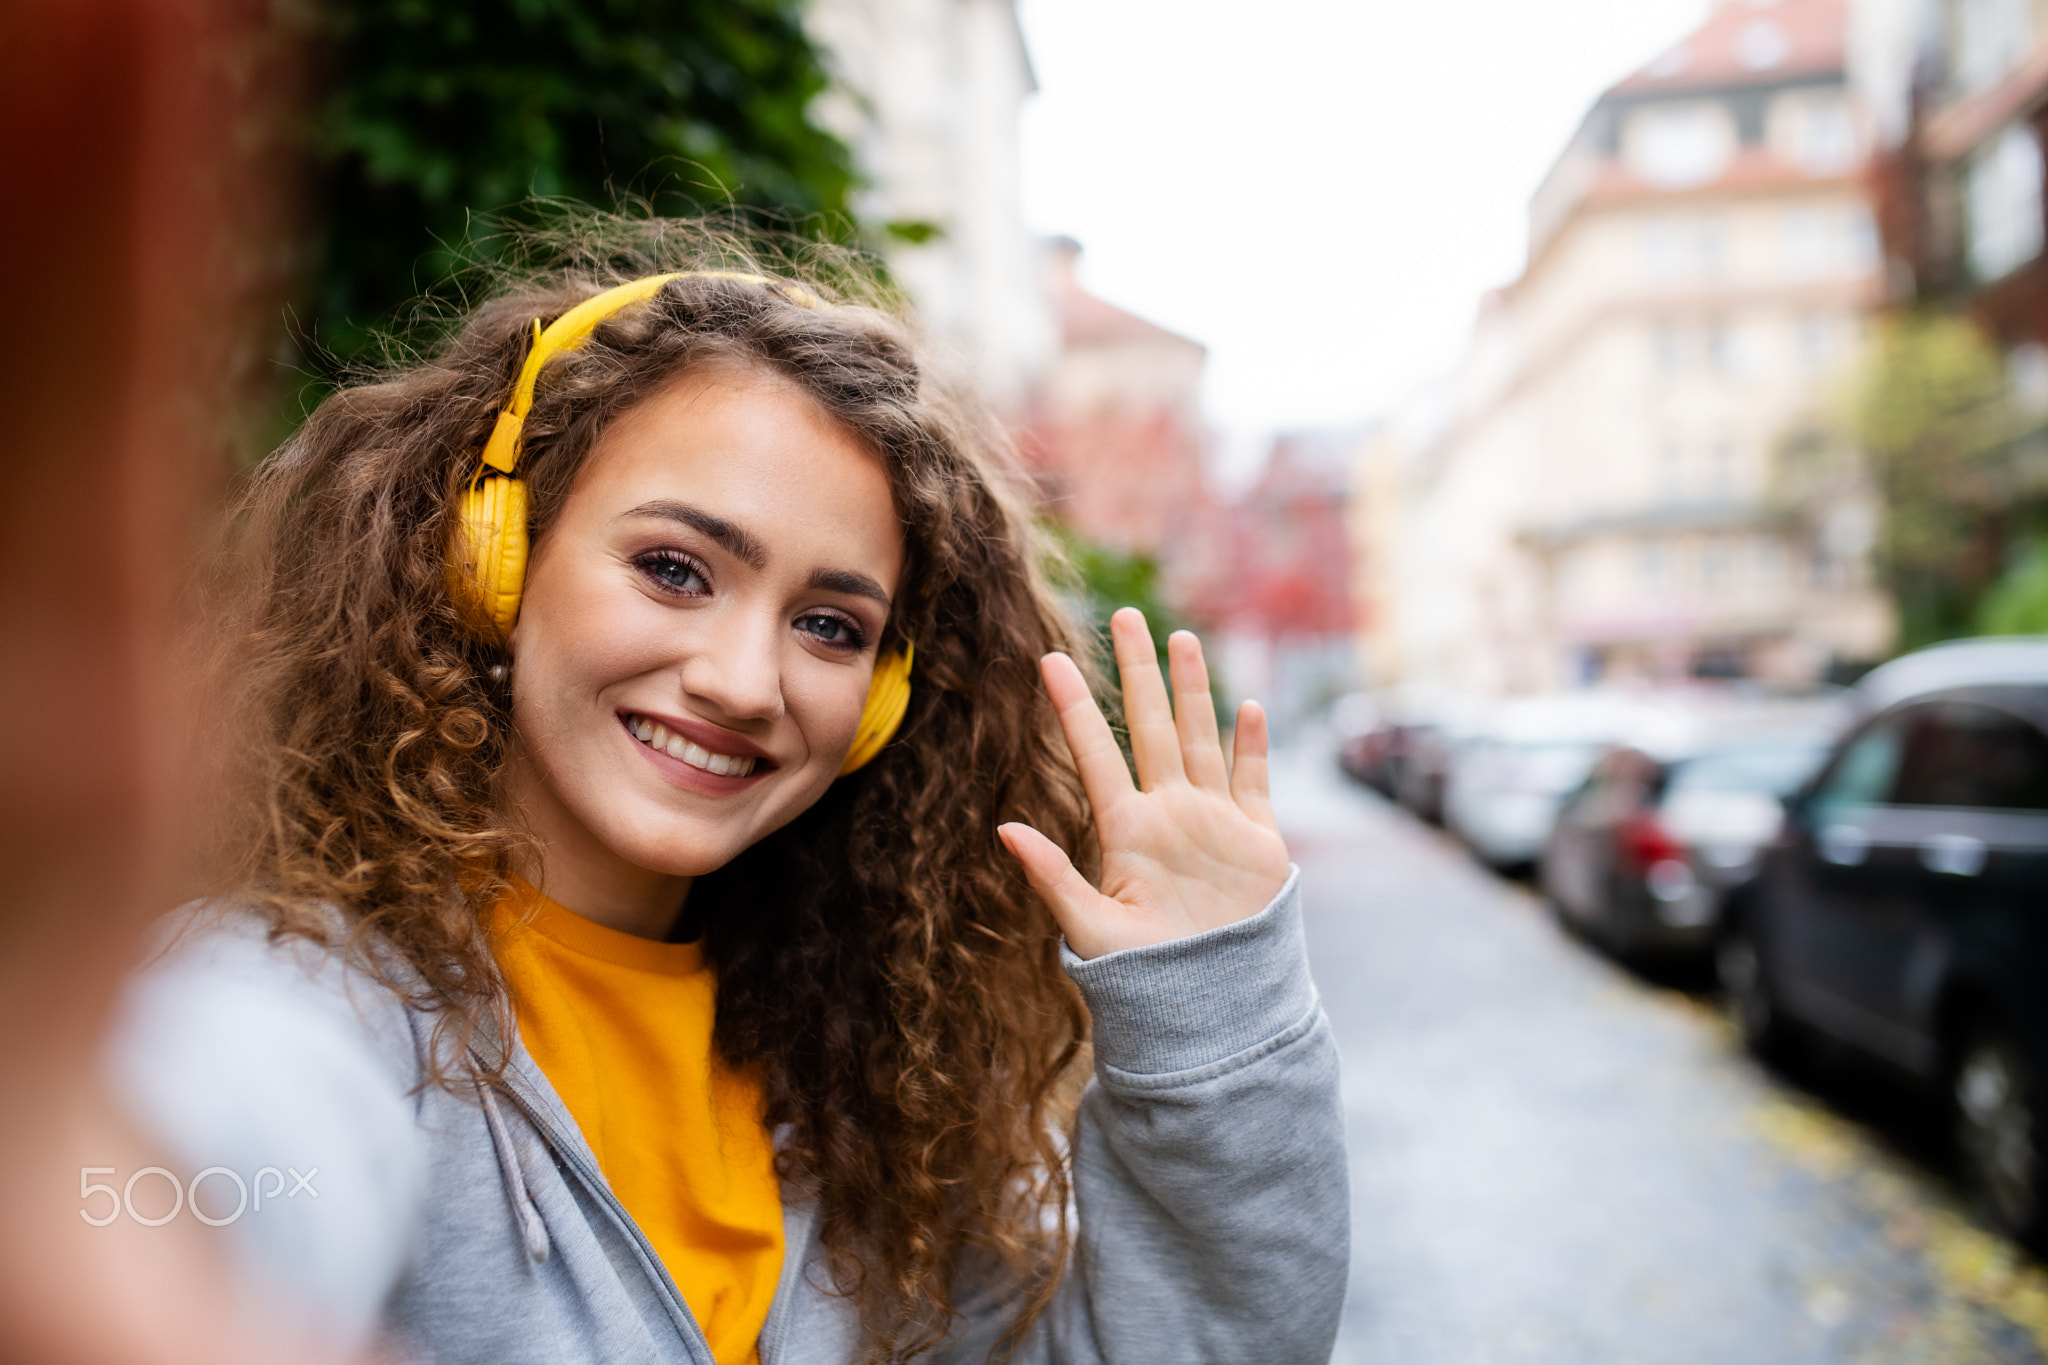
{"left": 636, "top": 552, "right": 709, "bottom": 596}
{"left": 798, "top": 613, "right": 868, "bottom": 651}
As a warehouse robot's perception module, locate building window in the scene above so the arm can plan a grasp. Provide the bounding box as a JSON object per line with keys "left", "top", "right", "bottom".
{"left": 1699, "top": 215, "right": 1727, "bottom": 277}
{"left": 1706, "top": 436, "right": 1737, "bottom": 495}
{"left": 1639, "top": 540, "right": 1670, "bottom": 589}
{"left": 1642, "top": 214, "right": 1725, "bottom": 280}
{"left": 1953, "top": 0, "right": 2034, "bottom": 95}
{"left": 1783, "top": 207, "right": 1829, "bottom": 277}
{"left": 1701, "top": 538, "right": 1731, "bottom": 588}
{"left": 1965, "top": 123, "right": 2045, "bottom": 282}
{"left": 1755, "top": 538, "right": 1787, "bottom": 585}
{"left": 1627, "top": 102, "right": 1735, "bottom": 188}
{"left": 1782, "top": 205, "right": 1879, "bottom": 279}
{"left": 1846, "top": 206, "right": 1880, "bottom": 271}
{"left": 1770, "top": 91, "right": 1861, "bottom": 176}
{"left": 1797, "top": 310, "right": 1829, "bottom": 369}
{"left": 1658, "top": 435, "right": 1685, "bottom": 498}
{"left": 1653, "top": 320, "right": 1683, "bottom": 374}
{"left": 1559, "top": 548, "right": 1597, "bottom": 606}
{"left": 1705, "top": 319, "right": 1749, "bottom": 376}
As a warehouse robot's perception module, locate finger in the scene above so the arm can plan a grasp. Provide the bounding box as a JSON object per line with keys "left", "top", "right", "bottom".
{"left": 1109, "top": 607, "right": 1185, "bottom": 790}
{"left": 1040, "top": 650, "right": 1137, "bottom": 812}
{"left": 1229, "top": 700, "right": 1279, "bottom": 830}
{"left": 1166, "top": 631, "right": 1228, "bottom": 790}
{"left": 997, "top": 822, "right": 1101, "bottom": 941}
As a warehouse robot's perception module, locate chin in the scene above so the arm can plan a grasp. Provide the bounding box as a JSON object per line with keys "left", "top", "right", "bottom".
{"left": 602, "top": 817, "right": 759, "bottom": 878}
{"left": 609, "top": 785, "right": 832, "bottom": 877}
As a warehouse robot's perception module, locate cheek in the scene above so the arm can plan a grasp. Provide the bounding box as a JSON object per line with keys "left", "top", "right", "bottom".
{"left": 786, "top": 661, "right": 875, "bottom": 762}
{"left": 517, "top": 554, "right": 652, "bottom": 680}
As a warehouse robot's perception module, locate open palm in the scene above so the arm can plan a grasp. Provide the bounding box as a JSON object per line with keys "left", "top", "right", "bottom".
{"left": 999, "top": 608, "right": 1293, "bottom": 960}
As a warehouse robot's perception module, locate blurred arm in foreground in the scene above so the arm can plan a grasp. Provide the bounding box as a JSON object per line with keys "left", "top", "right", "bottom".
{"left": 0, "top": 2, "right": 352, "bottom": 1360}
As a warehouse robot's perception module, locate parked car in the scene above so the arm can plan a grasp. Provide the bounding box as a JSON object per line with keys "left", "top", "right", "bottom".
{"left": 1337, "top": 717, "right": 1408, "bottom": 795}
{"left": 1394, "top": 721, "right": 1456, "bottom": 824}
{"left": 1447, "top": 734, "right": 1608, "bottom": 868}
{"left": 1718, "top": 638, "right": 2048, "bottom": 1247}
{"left": 1541, "top": 733, "right": 1833, "bottom": 957}
{"left": 1444, "top": 693, "right": 1644, "bottom": 869}
{"left": 1340, "top": 699, "right": 1480, "bottom": 821}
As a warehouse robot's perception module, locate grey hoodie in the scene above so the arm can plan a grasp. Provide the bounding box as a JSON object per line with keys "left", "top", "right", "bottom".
{"left": 108, "top": 869, "right": 1346, "bottom": 1364}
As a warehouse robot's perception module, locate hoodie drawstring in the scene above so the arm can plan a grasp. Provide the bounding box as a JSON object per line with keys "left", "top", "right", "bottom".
{"left": 479, "top": 1080, "right": 553, "bottom": 1263}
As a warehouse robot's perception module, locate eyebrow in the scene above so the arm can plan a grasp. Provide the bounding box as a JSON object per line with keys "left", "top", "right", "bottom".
{"left": 618, "top": 500, "right": 767, "bottom": 570}
{"left": 808, "top": 567, "right": 892, "bottom": 608}
{"left": 620, "top": 499, "right": 892, "bottom": 607}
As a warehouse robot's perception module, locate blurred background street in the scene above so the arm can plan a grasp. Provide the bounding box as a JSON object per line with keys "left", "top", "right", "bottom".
{"left": 1272, "top": 731, "right": 2048, "bottom": 1364}
{"left": 13, "top": 0, "right": 2048, "bottom": 1357}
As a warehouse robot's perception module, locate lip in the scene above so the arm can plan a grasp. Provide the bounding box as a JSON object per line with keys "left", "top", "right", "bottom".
{"left": 618, "top": 710, "right": 778, "bottom": 795}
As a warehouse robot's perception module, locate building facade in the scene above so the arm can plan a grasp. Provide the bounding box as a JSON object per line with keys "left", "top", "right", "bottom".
{"left": 1189, "top": 431, "right": 1361, "bottom": 730}
{"left": 1022, "top": 239, "right": 1212, "bottom": 563}
{"left": 805, "top": 0, "right": 1056, "bottom": 408}
{"left": 1364, "top": 0, "right": 1896, "bottom": 700}
{"left": 1854, "top": 0, "right": 2048, "bottom": 360}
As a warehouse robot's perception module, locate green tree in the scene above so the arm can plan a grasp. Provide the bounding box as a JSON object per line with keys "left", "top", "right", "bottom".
{"left": 1045, "top": 527, "right": 1226, "bottom": 741}
{"left": 1851, "top": 314, "right": 2048, "bottom": 647}
{"left": 1977, "top": 546, "right": 2048, "bottom": 634}
{"left": 305, "top": 0, "right": 856, "bottom": 372}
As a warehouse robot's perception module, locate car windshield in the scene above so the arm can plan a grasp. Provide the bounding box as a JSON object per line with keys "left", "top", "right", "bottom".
{"left": 1666, "top": 741, "right": 1830, "bottom": 798}
{"left": 1498, "top": 740, "right": 1605, "bottom": 790}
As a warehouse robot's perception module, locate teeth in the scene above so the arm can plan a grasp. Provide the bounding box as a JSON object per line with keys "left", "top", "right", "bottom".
{"left": 626, "top": 714, "right": 756, "bottom": 778}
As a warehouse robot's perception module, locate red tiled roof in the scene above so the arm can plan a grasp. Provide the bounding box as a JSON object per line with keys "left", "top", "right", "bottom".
{"left": 1046, "top": 242, "right": 1205, "bottom": 350}
{"left": 1059, "top": 286, "right": 1201, "bottom": 349}
{"left": 1613, "top": 0, "right": 1845, "bottom": 96}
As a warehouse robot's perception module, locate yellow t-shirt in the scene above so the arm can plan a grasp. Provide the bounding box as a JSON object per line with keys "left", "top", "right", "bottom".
{"left": 492, "top": 882, "right": 784, "bottom": 1365}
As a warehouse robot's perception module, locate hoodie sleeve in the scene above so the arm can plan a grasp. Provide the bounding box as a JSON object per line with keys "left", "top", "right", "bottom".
{"left": 942, "top": 868, "right": 1350, "bottom": 1365}
{"left": 103, "top": 918, "right": 428, "bottom": 1351}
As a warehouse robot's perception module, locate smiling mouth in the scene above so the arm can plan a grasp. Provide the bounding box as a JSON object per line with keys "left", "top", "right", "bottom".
{"left": 623, "top": 714, "right": 763, "bottom": 778}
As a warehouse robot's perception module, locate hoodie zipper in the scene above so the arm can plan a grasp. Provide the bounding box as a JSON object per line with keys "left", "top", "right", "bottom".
{"left": 482, "top": 1054, "right": 722, "bottom": 1365}
{"left": 757, "top": 1199, "right": 818, "bottom": 1365}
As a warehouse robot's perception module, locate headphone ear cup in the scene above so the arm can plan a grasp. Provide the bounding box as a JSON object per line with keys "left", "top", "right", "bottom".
{"left": 838, "top": 643, "right": 914, "bottom": 776}
{"left": 447, "top": 476, "right": 530, "bottom": 642}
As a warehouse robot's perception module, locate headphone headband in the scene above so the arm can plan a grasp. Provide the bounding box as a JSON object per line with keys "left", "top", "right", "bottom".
{"left": 446, "top": 271, "right": 913, "bottom": 775}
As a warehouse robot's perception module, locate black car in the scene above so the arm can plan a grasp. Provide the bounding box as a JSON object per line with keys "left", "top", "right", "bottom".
{"left": 1543, "top": 734, "right": 1833, "bottom": 959}
{"left": 1719, "top": 642, "right": 2048, "bottom": 1246}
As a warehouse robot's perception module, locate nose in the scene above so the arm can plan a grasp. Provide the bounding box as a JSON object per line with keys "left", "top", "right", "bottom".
{"left": 675, "top": 607, "right": 785, "bottom": 726}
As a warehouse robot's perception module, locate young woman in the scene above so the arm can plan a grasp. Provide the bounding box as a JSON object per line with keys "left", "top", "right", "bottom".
{"left": 111, "top": 239, "right": 1347, "bottom": 1364}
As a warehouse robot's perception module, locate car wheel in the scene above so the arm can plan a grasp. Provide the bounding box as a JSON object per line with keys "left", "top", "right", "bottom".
{"left": 1716, "top": 915, "right": 1786, "bottom": 1061}
{"left": 1953, "top": 1018, "right": 2044, "bottom": 1247}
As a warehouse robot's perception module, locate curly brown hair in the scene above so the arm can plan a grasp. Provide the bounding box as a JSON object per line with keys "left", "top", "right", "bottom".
{"left": 202, "top": 221, "right": 1098, "bottom": 1358}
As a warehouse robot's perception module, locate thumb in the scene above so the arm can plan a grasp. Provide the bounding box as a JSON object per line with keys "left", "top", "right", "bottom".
{"left": 997, "top": 822, "right": 1099, "bottom": 942}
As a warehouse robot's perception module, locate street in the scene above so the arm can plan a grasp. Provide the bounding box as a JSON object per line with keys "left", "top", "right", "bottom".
{"left": 1268, "top": 739, "right": 2048, "bottom": 1364}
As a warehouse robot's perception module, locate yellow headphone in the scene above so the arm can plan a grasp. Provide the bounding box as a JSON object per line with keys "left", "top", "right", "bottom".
{"left": 445, "top": 271, "right": 914, "bottom": 776}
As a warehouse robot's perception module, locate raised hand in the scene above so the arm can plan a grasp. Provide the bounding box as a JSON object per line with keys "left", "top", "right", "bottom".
{"left": 998, "top": 608, "right": 1293, "bottom": 961}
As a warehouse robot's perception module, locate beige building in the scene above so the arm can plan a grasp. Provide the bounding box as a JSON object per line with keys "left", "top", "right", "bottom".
{"left": 1363, "top": 0, "right": 1895, "bottom": 699}
{"left": 805, "top": 0, "right": 1056, "bottom": 408}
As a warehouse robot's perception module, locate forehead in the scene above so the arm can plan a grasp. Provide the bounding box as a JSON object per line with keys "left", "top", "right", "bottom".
{"left": 571, "top": 364, "right": 903, "bottom": 581}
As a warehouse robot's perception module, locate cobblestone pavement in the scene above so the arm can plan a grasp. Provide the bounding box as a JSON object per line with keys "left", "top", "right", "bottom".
{"left": 1266, "top": 739, "right": 2048, "bottom": 1365}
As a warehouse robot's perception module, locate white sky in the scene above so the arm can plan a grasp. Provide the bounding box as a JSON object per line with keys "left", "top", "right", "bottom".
{"left": 1017, "top": 0, "right": 1714, "bottom": 469}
